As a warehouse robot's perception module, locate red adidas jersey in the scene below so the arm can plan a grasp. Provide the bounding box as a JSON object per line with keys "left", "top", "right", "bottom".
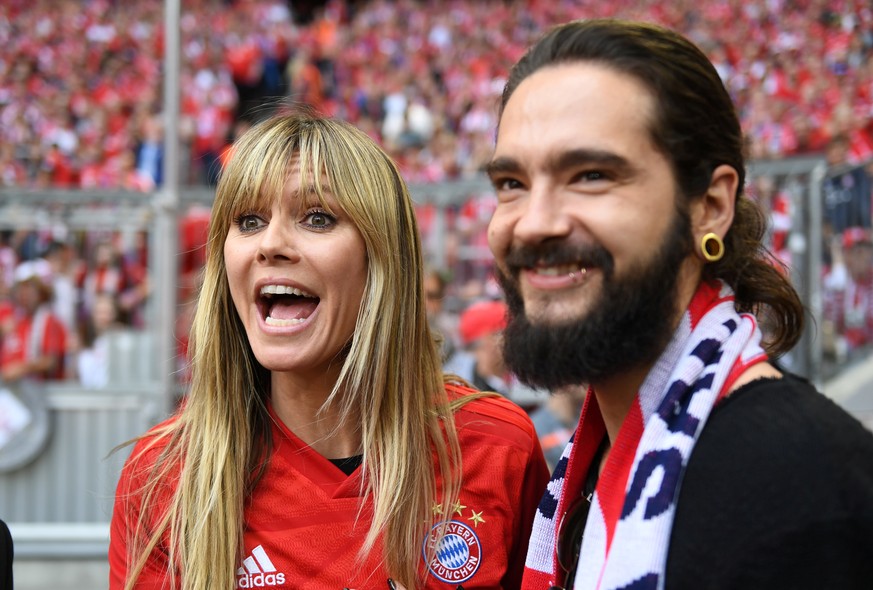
{"left": 109, "top": 386, "right": 549, "bottom": 589}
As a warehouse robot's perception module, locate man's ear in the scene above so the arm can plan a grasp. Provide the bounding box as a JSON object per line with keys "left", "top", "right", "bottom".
{"left": 690, "top": 164, "right": 738, "bottom": 255}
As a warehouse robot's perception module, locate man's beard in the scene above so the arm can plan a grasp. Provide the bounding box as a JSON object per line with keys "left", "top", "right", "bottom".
{"left": 498, "top": 208, "right": 693, "bottom": 391}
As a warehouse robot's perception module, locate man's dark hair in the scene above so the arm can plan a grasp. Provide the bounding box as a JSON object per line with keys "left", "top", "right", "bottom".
{"left": 498, "top": 18, "right": 804, "bottom": 356}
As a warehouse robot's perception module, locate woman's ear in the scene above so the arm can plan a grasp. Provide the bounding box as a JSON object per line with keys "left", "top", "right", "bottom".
{"left": 690, "top": 164, "right": 739, "bottom": 257}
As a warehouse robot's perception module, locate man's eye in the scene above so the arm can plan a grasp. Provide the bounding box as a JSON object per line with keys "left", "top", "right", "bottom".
{"left": 493, "top": 178, "right": 524, "bottom": 191}
{"left": 580, "top": 170, "right": 609, "bottom": 182}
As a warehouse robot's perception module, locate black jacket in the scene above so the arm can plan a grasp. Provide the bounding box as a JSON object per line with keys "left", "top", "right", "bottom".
{"left": 666, "top": 374, "right": 873, "bottom": 589}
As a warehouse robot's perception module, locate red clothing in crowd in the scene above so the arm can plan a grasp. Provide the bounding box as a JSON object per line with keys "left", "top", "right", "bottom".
{"left": 0, "top": 306, "right": 67, "bottom": 381}
{"left": 824, "top": 274, "right": 873, "bottom": 350}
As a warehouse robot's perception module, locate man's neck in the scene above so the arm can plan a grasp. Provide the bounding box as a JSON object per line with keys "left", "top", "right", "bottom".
{"left": 591, "top": 363, "right": 652, "bottom": 446}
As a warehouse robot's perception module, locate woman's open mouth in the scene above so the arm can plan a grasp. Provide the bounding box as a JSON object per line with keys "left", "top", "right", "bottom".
{"left": 258, "top": 284, "right": 319, "bottom": 327}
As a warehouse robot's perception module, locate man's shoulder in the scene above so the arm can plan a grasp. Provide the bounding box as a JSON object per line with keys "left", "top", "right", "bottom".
{"left": 710, "top": 373, "right": 873, "bottom": 447}
{"left": 692, "top": 373, "right": 873, "bottom": 492}
{"left": 669, "top": 375, "right": 873, "bottom": 588}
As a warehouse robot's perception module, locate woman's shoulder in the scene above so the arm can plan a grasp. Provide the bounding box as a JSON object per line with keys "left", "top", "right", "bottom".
{"left": 445, "top": 382, "right": 540, "bottom": 450}
{"left": 117, "top": 414, "right": 182, "bottom": 487}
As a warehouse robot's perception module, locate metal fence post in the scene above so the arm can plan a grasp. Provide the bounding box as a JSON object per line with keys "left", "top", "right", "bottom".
{"left": 156, "top": 0, "right": 182, "bottom": 415}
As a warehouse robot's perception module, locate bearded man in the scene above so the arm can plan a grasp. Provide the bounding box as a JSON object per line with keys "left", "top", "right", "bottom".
{"left": 487, "top": 19, "right": 873, "bottom": 590}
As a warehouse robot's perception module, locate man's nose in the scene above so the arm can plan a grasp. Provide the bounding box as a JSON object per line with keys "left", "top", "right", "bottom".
{"left": 512, "top": 185, "right": 572, "bottom": 244}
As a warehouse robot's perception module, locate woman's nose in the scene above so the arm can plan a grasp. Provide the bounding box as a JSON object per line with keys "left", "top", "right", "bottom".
{"left": 256, "top": 220, "right": 300, "bottom": 263}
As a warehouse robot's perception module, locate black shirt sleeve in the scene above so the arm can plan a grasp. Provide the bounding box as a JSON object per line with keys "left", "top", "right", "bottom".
{"left": 666, "top": 374, "right": 873, "bottom": 590}
{"left": 0, "top": 518, "right": 12, "bottom": 589}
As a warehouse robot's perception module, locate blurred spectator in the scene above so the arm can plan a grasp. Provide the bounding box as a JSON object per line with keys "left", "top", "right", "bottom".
{"left": 43, "top": 240, "right": 78, "bottom": 334}
{"left": 0, "top": 232, "right": 17, "bottom": 298}
{"left": 179, "top": 205, "right": 211, "bottom": 301}
{"left": 0, "top": 260, "right": 68, "bottom": 382}
{"left": 747, "top": 175, "right": 793, "bottom": 267}
{"left": 287, "top": 46, "right": 325, "bottom": 112}
{"left": 76, "top": 238, "right": 149, "bottom": 330}
{"left": 444, "top": 299, "right": 509, "bottom": 396}
{"left": 453, "top": 191, "right": 498, "bottom": 287}
{"left": 823, "top": 226, "right": 873, "bottom": 361}
{"left": 423, "top": 268, "right": 458, "bottom": 363}
{"left": 822, "top": 134, "right": 873, "bottom": 244}
{"left": 0, "top": 143, "right": 27, "bottom": 186}
{"left": 134, "top": 113, "right": 165, "bottom": 187}
{"left": 75, "top": 292, "right": 124, "bottom": 389}
{"left": 115, "top": 149, "right": 156, "bottom": 192}
{"left": 530, "top": 384, "right": 587, "bottom": 470}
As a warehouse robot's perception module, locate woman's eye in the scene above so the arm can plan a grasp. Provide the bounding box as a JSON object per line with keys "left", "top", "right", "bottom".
{"left": 304, "top": 210, "right": 335, "bottom": 229}
{"left": 234, "top": 214, "right": 265, "bottom": 232}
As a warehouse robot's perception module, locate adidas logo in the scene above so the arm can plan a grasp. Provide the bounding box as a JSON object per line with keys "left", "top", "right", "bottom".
{"left": 236, "top": 545, "right": 286, "bottom": 588}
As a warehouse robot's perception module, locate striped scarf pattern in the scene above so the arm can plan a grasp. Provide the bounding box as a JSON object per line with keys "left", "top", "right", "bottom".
{"left": 522, "top": 281, "right": 768, "bottom": 590}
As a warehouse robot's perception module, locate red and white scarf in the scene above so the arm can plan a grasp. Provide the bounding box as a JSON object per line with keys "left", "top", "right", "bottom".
{"left": 522, "top": 281, "right": 768, "bottom": 590}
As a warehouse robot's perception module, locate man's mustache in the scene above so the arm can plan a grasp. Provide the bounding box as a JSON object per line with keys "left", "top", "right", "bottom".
{"left": 503, "top": 241, "right": 614, "bottom": 276}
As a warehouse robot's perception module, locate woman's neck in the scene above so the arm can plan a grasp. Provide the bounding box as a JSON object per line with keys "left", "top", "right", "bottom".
{"left": 270, "top": 371, "right": 362, "bottom": 460}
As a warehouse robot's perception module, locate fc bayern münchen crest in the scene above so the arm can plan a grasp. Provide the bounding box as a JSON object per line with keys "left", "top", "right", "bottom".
{"left": 422, "top": 520, "right": 482, "bottom": 584}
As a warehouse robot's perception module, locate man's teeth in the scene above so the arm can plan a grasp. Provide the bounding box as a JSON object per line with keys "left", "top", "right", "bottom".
{"left": 265, "top": 316, "right": 306, "bottom": 327}
{"left": 535, "top": 265, "right": 587, "bottom": 276}
{"left": 259, "top": 284, "right": 314, "bottom": 297}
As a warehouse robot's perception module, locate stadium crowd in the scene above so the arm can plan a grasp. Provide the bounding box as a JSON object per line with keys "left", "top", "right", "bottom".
{"left": 1, "top": 0, "right": 873, "bottom": 399}
{"left": 1, "top": 0, "right": 872, "bottom": 190}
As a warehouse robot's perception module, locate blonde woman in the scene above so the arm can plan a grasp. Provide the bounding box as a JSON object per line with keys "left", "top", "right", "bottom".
{"left": 108, "top": 112, "right": 549, "bottom": 590}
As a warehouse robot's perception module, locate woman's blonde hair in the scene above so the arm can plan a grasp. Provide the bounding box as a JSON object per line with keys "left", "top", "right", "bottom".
{"left": 123, "top": 111, "right": 462, "bottom": 588}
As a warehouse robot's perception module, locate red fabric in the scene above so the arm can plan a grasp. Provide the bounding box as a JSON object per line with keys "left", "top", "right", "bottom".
{"left": 226, "top": 41, "right": 262, "bottom": 85}
{"left": 179, "top": 209, "right": 211, "bottom": 278}
{"left": 824, "top": 274, "right": 873, "bottom": 349}
{"left": 0, "top": 309, "right": 67, "bottom": 380}
{"left": 109, "top": 386, "right": 549, "bottom": 589}
{"left": 0, "top": 302, "right": 14, "bottom": 337}
{"left": 458, "top": 300, "right": 508, "bottom": 346}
